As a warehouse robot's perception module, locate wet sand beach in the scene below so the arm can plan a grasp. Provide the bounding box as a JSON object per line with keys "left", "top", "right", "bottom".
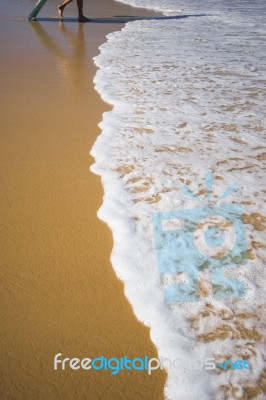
{"left": 0, "top": 1, "right": 166, "bottom": 399}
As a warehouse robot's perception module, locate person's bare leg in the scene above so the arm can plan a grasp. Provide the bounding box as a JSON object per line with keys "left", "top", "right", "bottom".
{"left": 77, "top": 0, "right": 90, "bottom": 22}
{"left": 58, "top": 0, "right": 73, "bottom": 18}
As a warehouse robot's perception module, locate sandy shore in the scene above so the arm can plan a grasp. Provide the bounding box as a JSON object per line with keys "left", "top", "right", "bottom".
{"left": 0, "top": 0, "right": 166, "bottom": 399}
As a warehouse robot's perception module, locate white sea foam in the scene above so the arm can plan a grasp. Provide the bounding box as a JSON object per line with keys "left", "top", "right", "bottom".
{"left": 115, "top": 0, "right": 182, "bottom": 14}
{"left": 91, "top": 1, "right": 266, "bottom": 398}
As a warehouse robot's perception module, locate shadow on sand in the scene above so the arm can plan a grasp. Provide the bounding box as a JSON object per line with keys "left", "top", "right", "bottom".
{"left": 33, "top": 14, "right": 209, "bottom": 24}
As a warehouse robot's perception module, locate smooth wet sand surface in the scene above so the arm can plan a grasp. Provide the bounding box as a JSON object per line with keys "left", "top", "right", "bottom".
{"left": 0, "top": 1, "right": 166, "bottom": 399}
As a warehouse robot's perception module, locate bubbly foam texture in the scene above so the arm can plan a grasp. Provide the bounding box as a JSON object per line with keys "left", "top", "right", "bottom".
{"left": 92, "top": 1, "right": 266, "bottom": 398}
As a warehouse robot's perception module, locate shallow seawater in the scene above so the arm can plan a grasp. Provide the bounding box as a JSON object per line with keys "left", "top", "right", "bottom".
{"left": 92, "top": 1, "right": 266, "bottom": 398}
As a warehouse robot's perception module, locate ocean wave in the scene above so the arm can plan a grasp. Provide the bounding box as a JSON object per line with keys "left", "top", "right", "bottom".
{"left": 92, "top": 1, "right": 266, "bottom": 398}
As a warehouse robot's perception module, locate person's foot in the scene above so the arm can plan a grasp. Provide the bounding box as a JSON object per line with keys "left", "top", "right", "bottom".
{"left": 78, "top": 15, "right": 91, "bottom": 22}
{"left": 58, "top": 5, "right": 64, "bottom": 19}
